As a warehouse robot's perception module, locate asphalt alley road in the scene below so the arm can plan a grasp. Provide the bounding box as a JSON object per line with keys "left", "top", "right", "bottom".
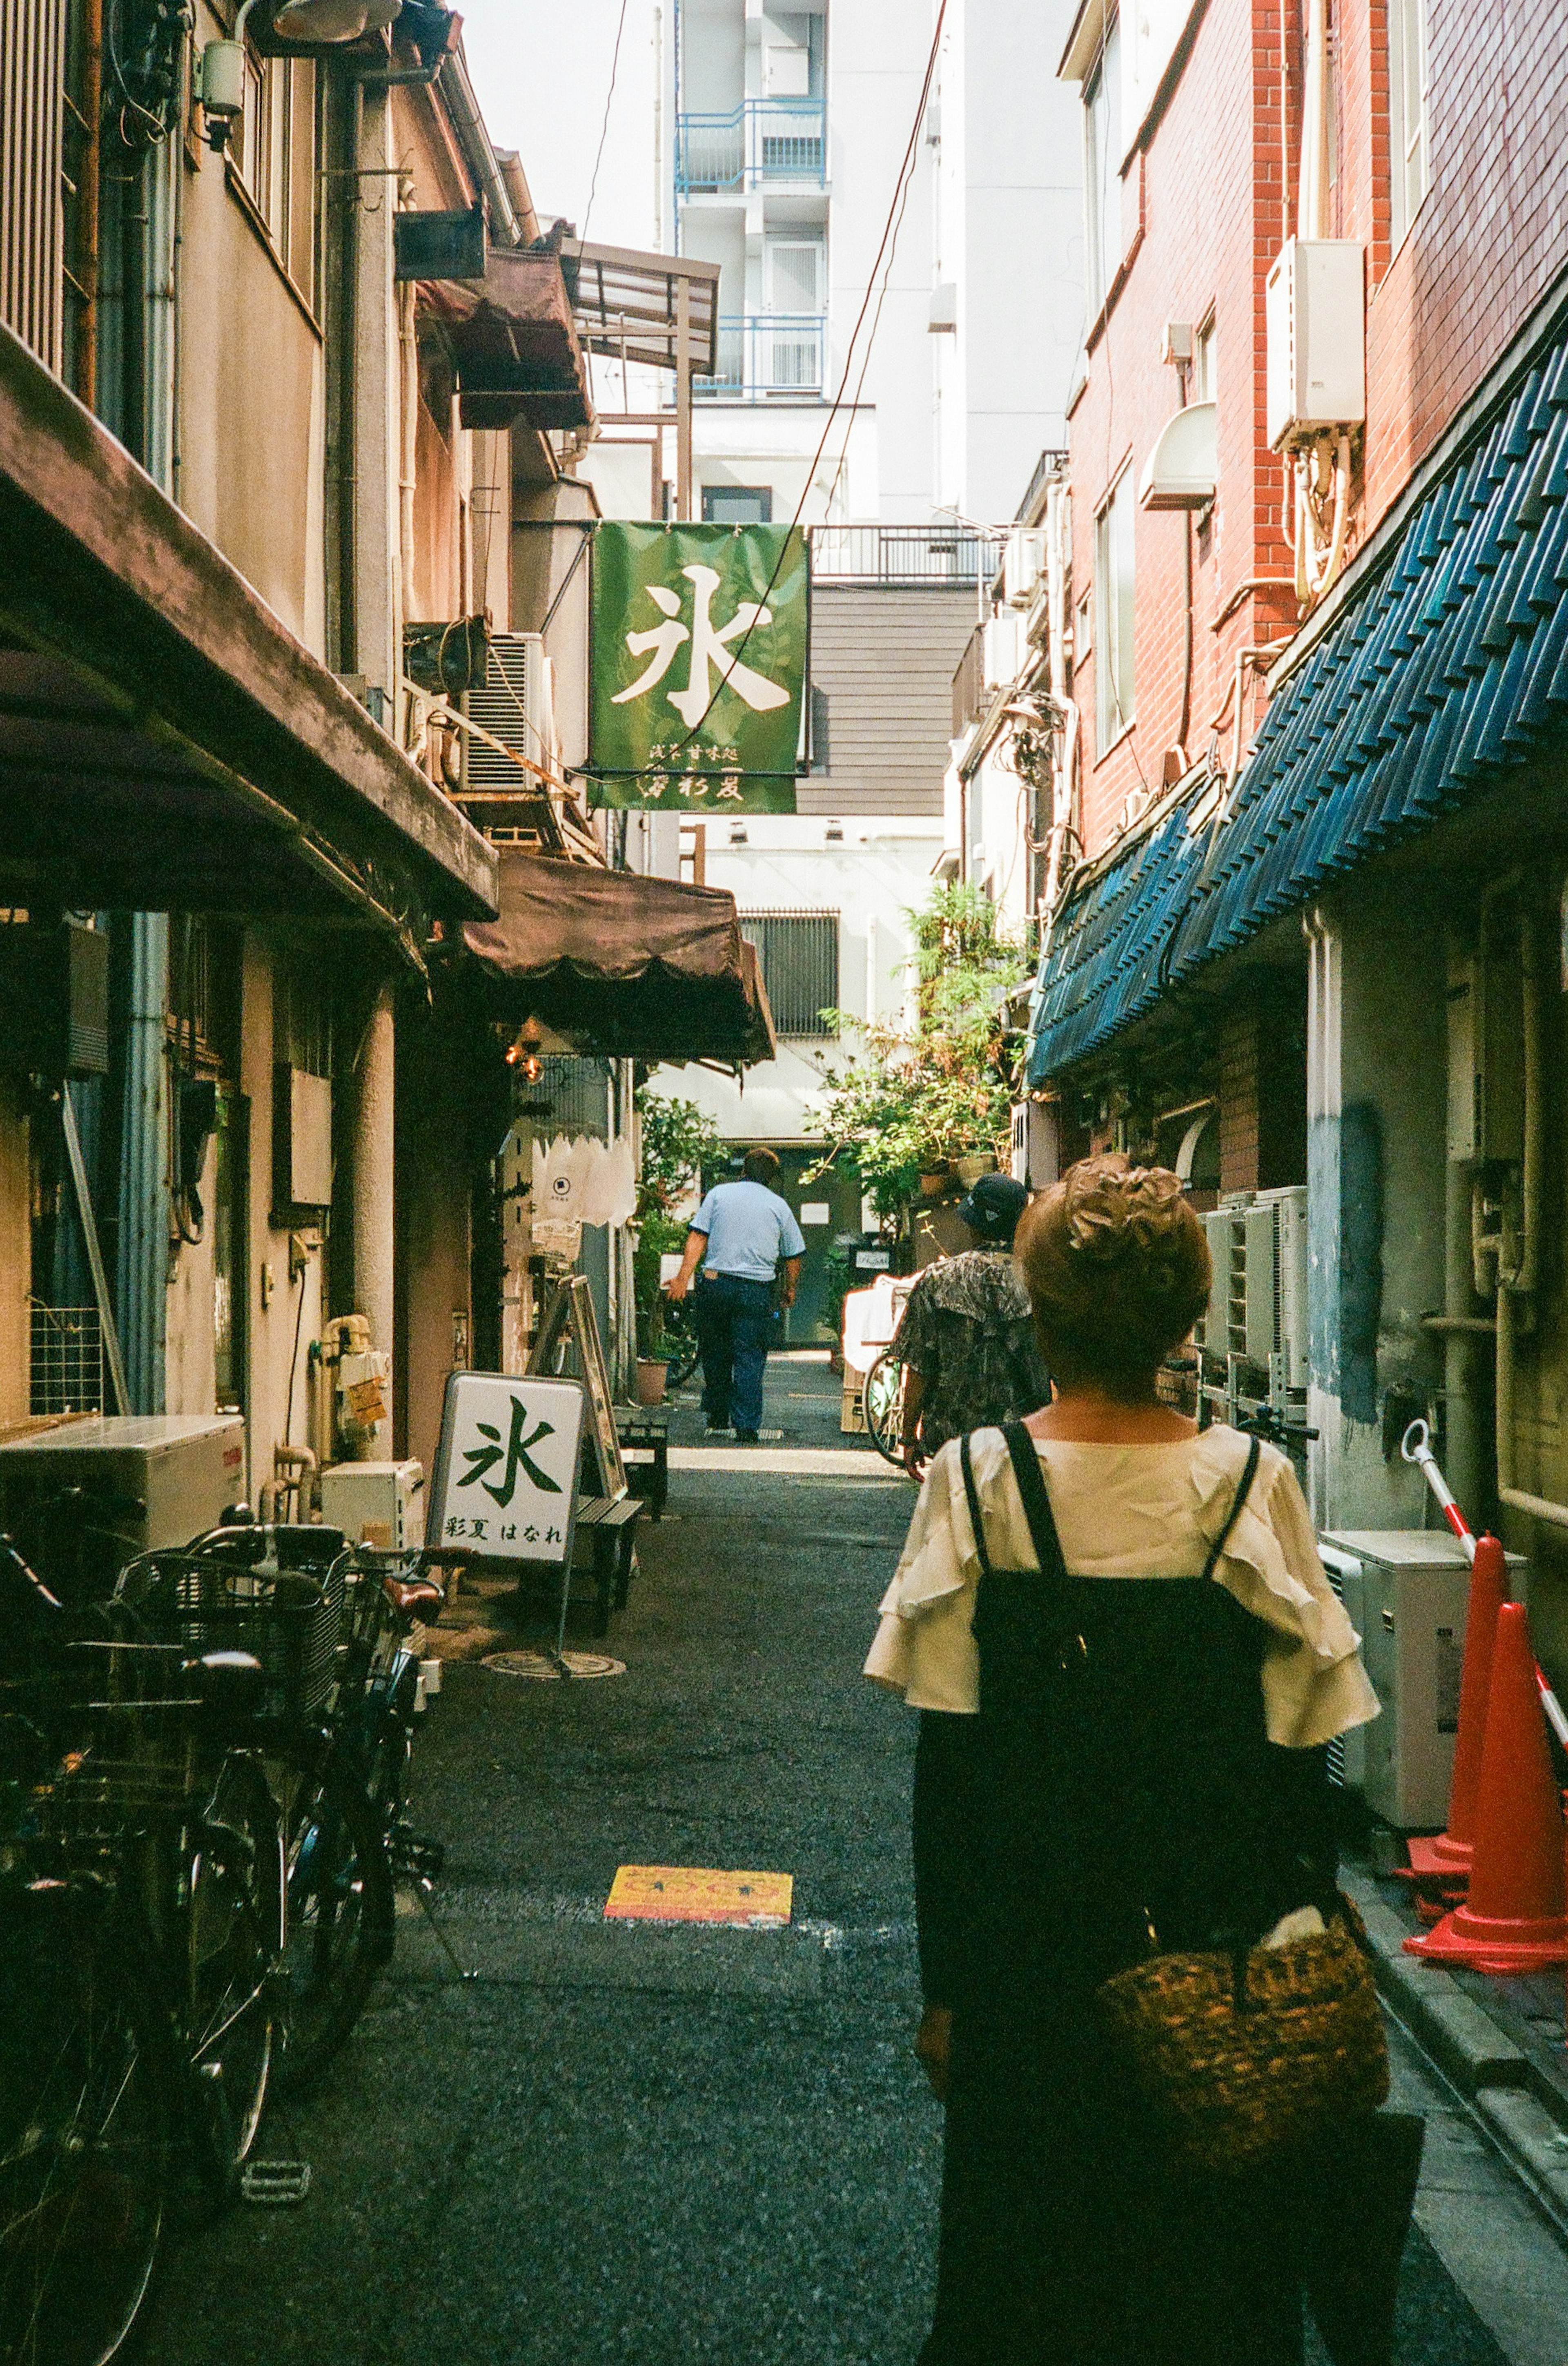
{"left": 144, "top": 1354, "right": 1568, "bottom": 2365}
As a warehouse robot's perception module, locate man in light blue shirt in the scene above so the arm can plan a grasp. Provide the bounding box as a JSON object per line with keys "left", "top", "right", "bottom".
{"left": 666, "top": 1148, "right": 805, "bottom": 1440}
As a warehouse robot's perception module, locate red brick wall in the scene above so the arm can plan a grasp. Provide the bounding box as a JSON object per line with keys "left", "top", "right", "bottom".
{"left": 1067, "top": 0, "right": 1568, "bottom": 872}
{"left": 1069, "top": 0, "right": 1297, "bottom": 858}
{"left": 1358, "top": 0, "right": 1568, "bottom": 530}
{"left": 1218, "top": 1005, "right": 1263, "bottom": 1195}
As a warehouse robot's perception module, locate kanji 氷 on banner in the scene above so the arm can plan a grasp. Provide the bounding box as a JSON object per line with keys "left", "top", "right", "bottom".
{"left": 588, "top": 522, "right": 808, "bottom": 812}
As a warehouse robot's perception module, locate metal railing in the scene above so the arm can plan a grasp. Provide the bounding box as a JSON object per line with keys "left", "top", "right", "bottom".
{"left": 695, "top": 314, "right": 825, "bottom": 399}
{"left": 809, "top": 524, "right": 990, "bottom": 589}
{"left": 675, "top": 99, "right": 826, "bottom": 194}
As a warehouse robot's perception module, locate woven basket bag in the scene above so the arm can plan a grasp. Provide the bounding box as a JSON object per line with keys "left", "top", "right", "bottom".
{"left": 1097, "top": 1897, "right": 1390, "bottom": 2177}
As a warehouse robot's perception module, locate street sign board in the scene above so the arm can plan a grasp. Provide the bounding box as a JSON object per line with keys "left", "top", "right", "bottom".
{"left": 588, "top": 520, "right": 808, "bottom": 812}
{"left": 426, "top": 1371, "right": 586, "bottom": 1565}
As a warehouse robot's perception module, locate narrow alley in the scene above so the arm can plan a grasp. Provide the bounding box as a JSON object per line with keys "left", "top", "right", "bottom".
{"left": 140, "top": 1359, "right": 1565, "bottom": 2366}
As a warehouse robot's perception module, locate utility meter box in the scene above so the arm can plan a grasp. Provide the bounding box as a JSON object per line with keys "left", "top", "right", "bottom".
{"left": 1319, "top": 1530, "right": 1526, "bottom": 1829}
{"left": 1265, "top": 239, "right": 1365, "bottom": 448}
{"left": 318, "top": 1460, "right": 426, "bottom": 1552}
{"left": 0, "top": 1414, "right": 247, "bottom": 1597}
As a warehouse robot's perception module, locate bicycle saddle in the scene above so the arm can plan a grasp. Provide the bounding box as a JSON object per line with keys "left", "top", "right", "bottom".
{"left": 381, "top": 1575, "right": 445, "bottom": 1617}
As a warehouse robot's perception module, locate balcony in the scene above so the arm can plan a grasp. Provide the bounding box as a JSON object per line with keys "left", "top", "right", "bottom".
{"left": 811, "top": 524, "right": 989, "bottom": 589}
{"left": 695, "top": 314, "right": 825, "bottom": 401}
{"left": 675, "top": 99, "right": 826, "bottom": 195}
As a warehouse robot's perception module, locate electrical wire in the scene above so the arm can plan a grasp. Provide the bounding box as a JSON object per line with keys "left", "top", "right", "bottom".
{"left": 581, "top": 0, "right": 632, "bottom": 251}
{"left": 628, "top": 0, "right": 951, "bottom": 780}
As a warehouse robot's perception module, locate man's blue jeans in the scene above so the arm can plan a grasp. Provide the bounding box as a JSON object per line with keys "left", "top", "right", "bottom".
{"left": 694, "top": 1273, "right": 774, "bottom": 1434}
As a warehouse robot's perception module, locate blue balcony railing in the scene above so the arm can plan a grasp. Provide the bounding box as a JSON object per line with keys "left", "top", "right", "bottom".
{"left": 675, "top": 98, "right": 826, "bottom": 194}
{"left": 694, "top": 314, "right": 826, "bottom": 400}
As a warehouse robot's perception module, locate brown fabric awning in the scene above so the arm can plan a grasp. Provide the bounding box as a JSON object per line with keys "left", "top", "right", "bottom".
{"left": 424, "top": 250, "right": 593, "bottom": 433}
{"left": 463, "top": 852, "right": 777, "bottom": 1066}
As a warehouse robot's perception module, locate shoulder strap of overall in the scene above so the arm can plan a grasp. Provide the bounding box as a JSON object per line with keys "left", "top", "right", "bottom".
{"left": 1001, "top": 1420, "right": 1069, "bottom": 1582}
{"left": 958, "top": 1432, "right": 995, "bottom": 1582}
{"left": 1202, "top": 1435, "right": 1263, "bottom": 1580}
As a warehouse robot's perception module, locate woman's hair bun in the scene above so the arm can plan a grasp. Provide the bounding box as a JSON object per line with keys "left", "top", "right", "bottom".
{"left": 1014, "top": 1152, "right": 1211, "bottom": 1399}
{"left": 1062, "top": 1153, "right": 1188, "bottom": 1263}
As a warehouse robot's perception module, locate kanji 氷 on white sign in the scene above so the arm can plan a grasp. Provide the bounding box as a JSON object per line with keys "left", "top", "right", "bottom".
{"left": 427, "top": 1373, "right": 587, "bottom": 1566}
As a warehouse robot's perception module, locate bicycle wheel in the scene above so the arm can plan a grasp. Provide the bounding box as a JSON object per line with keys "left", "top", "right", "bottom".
{"left": 862, "top": 1350, "right": 906, "bottom": 1466}
{"left": 0, "top": 1882, "right": 171, "bottom": 2366}
{"left": 662, "top": 1300, "right": 702, "bottom": 1390}
{"left": 184, "top": 1752, "right": 283, "bottom": 2183}
{"left": 273, "top": 1751, "right": 394, "bottom": 2095}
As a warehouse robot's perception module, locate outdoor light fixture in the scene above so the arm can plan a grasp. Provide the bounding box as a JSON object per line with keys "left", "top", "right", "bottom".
{"left": 199, "top": 0, "right": 402, "bottom": 150}
{"left": 506, "top": 1020, "right": 546, "bottom": 1085}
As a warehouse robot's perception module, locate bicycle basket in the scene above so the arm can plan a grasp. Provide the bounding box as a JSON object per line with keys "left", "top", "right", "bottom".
{"left": 29, "top": 1640, "right": 205, "bottom": 1836}
{"left": 116, "top": 1548, "right": 349, "bottom": 1722}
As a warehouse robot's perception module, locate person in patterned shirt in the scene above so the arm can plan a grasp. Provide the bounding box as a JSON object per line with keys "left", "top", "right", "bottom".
{"left": 894, "top": 1174, "right": 1050, "bottom": 1479}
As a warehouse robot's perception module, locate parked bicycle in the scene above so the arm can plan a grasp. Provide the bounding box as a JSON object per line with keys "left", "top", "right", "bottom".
{"left": 0, "top": 1538, "right": 285, "bottom": 2366}
{"left": 118, "top": 1523, "right": 450, "bottom": 2093}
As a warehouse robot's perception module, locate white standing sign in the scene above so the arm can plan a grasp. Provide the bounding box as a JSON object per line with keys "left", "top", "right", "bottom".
{"left": 428, "top": 1373, "right": 586, "bottom": 1565}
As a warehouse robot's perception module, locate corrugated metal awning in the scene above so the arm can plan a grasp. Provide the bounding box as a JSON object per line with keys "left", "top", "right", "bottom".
{"left": 1027, "top": 329, "right": 1568, "bottom": 1082}
{"left": 463, "top": 851, "right": 777, "bottom": 1067}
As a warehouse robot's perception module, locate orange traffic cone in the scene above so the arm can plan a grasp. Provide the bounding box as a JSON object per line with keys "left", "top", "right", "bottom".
{"left": 1406, "top": 1603, "right": 1568, "bottom": 1971}
{"left": 1405, "top": 1534, "right": 1509, "bottom": 1884}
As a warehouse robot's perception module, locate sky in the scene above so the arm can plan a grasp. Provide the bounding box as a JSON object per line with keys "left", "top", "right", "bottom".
{"left": 459, "top": 0, "right": 660, "bottom": 250}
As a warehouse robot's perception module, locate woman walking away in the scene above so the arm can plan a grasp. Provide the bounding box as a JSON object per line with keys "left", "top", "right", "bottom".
{"left": 866, "top": 1155, "right": 1380, "bottom": 2366}
{"left": 893, "top": 1173, "right": 1051, "bottom": 1480}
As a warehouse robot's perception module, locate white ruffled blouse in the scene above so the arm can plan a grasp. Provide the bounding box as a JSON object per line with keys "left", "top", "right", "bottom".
{"left": 864, "top": 1425, "right": 1381, "bottom": 1750}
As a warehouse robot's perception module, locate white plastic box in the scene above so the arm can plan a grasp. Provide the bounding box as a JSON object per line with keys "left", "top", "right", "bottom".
{"left": 1320, "top": 1530, "right": 1526, "bottom": 1829}
{"left": 318, "top": 1459, "right": 426, "bottom": 1552}
{"left": 1265, "top": 240, "right": 1365, "bottom": 448}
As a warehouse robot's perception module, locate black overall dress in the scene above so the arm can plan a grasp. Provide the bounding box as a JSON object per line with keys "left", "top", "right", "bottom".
{"left": 914, "top": 1424, "right": 1333, "bottom": 2366}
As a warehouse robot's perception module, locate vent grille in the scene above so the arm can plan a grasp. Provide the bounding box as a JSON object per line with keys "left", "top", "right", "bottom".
{"left": 739, "top": 912, "right": 838, "bottom": 1039}
{"left": 1, "top": 0, "right": 67, "bottom": 371}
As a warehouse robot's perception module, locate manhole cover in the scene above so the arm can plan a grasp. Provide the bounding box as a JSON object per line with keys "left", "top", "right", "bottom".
{"left": 483, "top": 1650, "right": 625, "bottom": 1681}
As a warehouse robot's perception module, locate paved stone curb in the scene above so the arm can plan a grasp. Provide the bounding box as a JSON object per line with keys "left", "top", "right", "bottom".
{"left": 1343, "top": 1870, "right": 1568, "bottom": 2240}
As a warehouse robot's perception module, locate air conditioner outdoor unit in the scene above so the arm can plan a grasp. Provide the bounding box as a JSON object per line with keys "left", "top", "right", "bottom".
{"left": 1001, "top": 529, "right": 1047, "bottom": 608}
{"left": 462, "top": 631, "right": 553, "bottom": 798}
{"left": 1243, "top": 1185, "right": 1309, "bottom": 1386}
{"left": 0, "top": 1414, "right": 248, "bottom": 1606}
{"left": 1265, "top": 239, "right": 1365, "bottom": 448}
{"left": 1197, "top": 1202, "right": 1248, "bottom": 1357}
{"left": 982, "top": 611, "right": 1026, "bottom": 690}
{"left": 1319, "top": 1530, "right": 1527, "bottom": 1828}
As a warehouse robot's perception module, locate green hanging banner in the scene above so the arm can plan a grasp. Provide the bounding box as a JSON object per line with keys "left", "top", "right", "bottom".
{"left": 587, "top": 521, "right": 808, "bottom": 812}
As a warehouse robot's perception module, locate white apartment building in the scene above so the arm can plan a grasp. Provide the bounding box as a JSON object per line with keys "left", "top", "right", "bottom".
{"left": 639, "top": 1, "right": 1082, "bottom": 1331}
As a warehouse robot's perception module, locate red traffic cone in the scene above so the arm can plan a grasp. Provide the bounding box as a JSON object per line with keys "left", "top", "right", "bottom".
{"left": 1405, "top": 1534, "right": 1509, "bottom": 1883}
{"left": 1406, "top": 1603, "right": 1568, "bottom": 1971}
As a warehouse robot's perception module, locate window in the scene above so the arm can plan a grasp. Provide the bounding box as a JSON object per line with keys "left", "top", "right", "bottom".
{"left": 702, "top": 484, "right": 775, "bottom": 524}
{"left": 740, "top": 912, "right": 840, "bottom": 1038}
{"left": 1193, "top": 314, "right": 1216, "bottom": 404}
{"left": 1388, "top": 0, "right": 1430, "bottom": 247}
{"left": 1083, "top": 13, "right": 1123, "bottom": 312}
{"left": 236, "top": 55, "right": 320, "bottom": 310}
{"left": 1094, "top": 469, "right": 1136, "bottom": 748}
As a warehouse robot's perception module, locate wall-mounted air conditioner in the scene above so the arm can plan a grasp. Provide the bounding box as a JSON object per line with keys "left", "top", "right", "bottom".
{"left": 1265, "top": 239, "right": 1365, "bottom": 449}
